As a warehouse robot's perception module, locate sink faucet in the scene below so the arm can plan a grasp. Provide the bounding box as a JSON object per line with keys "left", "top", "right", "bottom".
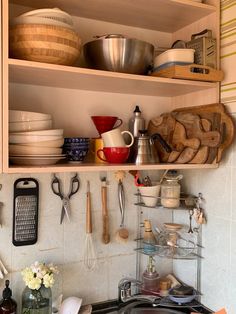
{"left": 118, "top": 278, "right": 160, "bottom": 304}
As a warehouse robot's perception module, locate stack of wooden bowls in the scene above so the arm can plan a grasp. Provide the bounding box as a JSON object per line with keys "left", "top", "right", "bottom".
{"left": 9, "top": 8, "right": 81, "bottom": 66}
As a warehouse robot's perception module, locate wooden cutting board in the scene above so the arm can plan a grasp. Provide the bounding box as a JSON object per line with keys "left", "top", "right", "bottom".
{"left": 175, "top": 147, "right": 198, "bottom": 163}
{"left": 173, "top": 112, "right": 221, "bottom": 147}
{"left": 171, "top": 120, "right": 200, "bottom": 163}
{"left": 172, "top": 121, "right": 200, "bottom": 151}
{"left": 174, "top": 119, "right": 210, "bottom": 164}
{"left": 174, "top": 109, "right": 221, "bottom": 163}
{"left": 151, "top": 64, "right": 224, "bottom": 82}
{"left": 168, "top": 151, "right": 181, "bottom": 163}
{"left": 188, "top": 118, "right": 211, "bottom": 164}
{"left": 173, "top": 103, "right": 234, "bottom": 162}
{"left": 148, "top": 114, "right": 209, "bottom": 163}
{"left": 148, "top": 113, "right": 177, "bottom": 162}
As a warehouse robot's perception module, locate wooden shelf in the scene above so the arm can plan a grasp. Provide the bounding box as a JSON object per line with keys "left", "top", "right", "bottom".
{"left": 6, "top": 162, "right": 218, "bottom": 174}
{"left": 10, "top": 0, "right": 216, "bottom": 32}
{"left": 9, "top": 59, "right": 217, "bottom": 97}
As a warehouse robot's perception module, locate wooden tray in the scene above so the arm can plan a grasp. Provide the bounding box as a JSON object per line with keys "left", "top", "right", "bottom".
{"left": 151, "top": 64, "right": 224, "bottom": 82}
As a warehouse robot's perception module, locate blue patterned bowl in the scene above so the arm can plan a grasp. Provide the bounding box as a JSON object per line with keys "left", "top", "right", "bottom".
{"left": 64, "top": 137, "right": 90, "bottom": 144}
{"left": 63, "top": 146, "right": 89, "bottom": 162}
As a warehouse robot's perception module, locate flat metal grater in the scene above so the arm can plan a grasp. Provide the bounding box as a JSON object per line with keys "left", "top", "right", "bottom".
{"left": 13, "top": 178, "right": 39, "bottom": 246}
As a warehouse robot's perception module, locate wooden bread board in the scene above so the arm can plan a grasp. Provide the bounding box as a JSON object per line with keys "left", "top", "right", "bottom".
{"left": 151, "top": 64, "right": 224, "bottom": 82}
{"left": 148, "top": 113, "right": 176, "bottom": 162}
{"left": 148, "top": 113, "right": 211, "bottom": 164}
{"left": 172, "top": 112, "right": 221, "bottom": 148}
{"left": 173, "top": 103, "right": 235, "bottom": 162}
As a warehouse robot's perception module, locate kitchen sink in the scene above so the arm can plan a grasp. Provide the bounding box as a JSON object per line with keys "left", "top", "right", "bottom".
{"left": 91, "top": 300, "right": 212, "bottom": 314}
{"left": 118, "top": 301, "right": 186, "bottom": 314}
{"left": 124, "top": 309, "right": 187, "bottom": 314}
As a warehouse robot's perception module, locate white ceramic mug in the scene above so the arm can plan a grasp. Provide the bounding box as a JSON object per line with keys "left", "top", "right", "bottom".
{"left": 101, "top": 128, "right": 134, "bottom": 147}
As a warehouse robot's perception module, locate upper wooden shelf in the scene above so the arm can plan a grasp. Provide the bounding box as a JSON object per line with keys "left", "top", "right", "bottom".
{"left": 9, "top": 59, "right": 216, "bottom": 97}
{"left": 10, "top": 0, "right": 216, "bottom": 32}
{"left": 6, "top": 162, "right": 218, "bottom": 174}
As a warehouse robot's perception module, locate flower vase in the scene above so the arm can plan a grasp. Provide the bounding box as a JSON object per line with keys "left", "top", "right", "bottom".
{"left": 22, "top": 285, "right": 52, "bottom": 314}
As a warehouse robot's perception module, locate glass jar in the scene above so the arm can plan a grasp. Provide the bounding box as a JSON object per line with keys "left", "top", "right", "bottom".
{"left": 161, "top": 178, "right": 181, "bottom": 208}
{"left": 22, "top": 286, "right": 52, "bottom": 314}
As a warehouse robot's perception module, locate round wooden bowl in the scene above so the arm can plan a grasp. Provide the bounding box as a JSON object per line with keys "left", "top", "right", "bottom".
{"left": 9, "top": 24, "right": 81, "bottom": 65}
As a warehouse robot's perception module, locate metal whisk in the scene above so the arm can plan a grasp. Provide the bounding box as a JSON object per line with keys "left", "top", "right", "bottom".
{"left": 84, "top": 181, "right": 97, "bottom": 271}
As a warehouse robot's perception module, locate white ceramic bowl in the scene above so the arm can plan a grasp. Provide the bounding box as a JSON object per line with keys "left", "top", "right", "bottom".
{"left": 9, "top": 134, "right": 63, "bottom": 144}
{"left": 9, "top": 155, "right": 65, "bottom": 166}
{"left": 20, "top": 8, "right": 73, "bottom": 21}
{"left": 154, "top": 48, "right": 195, "bottom": 69}
{"left": 138, "top": 184, "right": 161, "bottom": 207}
{"left": 9, "top": 144, "right": 62, "bottom": 155}
{"left": 9, "top": 110, "right": 52, "bottom": 122}
{"left": 59, "top": 297, "right": 82, "bottom": 314}
{"left": 11, "top": 129, "right": 63, "bottom": 136}
{"left": 12, "top": 15, "right": 74, "bottom": 29}
{"left": 21, "top": 138, "right": 64, "bottom": 147}
{"left": 9, "top": 119, "right": 52, "bottom": 132}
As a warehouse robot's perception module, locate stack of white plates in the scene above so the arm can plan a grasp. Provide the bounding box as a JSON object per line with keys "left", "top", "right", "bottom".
{"left": 12, "top": 8, "right": 74, "bottom": 29}
{"left": 9, "top": 110, "right": 65, "bottom": 166}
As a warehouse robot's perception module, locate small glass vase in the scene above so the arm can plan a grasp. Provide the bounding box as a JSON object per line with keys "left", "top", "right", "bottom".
{"left": 22, "top": 285, "right": 52, "bottom": 314}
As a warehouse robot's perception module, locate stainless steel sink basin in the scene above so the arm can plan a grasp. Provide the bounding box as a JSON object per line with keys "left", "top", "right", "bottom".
{"left": 119, "top": 302, "right": 185, "bottom": 314}
{"left": 91, "top": 299, "right": 211, "bottom": 314}
{"left": 126, "top": 309, "right": 185, "bottom": 314}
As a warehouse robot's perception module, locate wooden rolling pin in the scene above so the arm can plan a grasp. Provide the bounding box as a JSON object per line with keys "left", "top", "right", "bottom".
{"left": 101, "top": 181, "right": 110, "bottom": 244}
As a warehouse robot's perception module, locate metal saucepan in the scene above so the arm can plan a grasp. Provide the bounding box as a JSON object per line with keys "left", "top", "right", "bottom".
{"left": 83, "top": 34, "right": 154, "bottom": 74}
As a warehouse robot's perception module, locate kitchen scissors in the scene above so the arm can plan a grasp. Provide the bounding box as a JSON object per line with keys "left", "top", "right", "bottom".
{"left": 51, "top": 173, "right": 80, "bottom": 224}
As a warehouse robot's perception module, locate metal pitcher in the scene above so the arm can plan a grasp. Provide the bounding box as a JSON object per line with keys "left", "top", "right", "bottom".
{"left": 130, "top": 130, "right": 172, "bottom": 164}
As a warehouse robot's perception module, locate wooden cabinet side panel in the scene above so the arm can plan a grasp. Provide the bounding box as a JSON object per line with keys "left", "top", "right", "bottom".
{"left": 0, "top": 0, "right": 3, "bottom": 172}
{"left": 171, "top": 0, "right": 220, "bottom": 108}
{"left": 2, "top": 0, "right": 8, "bottom": 172}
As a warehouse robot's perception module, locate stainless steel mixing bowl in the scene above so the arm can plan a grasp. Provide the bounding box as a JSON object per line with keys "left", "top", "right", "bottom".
{"left": 83, "top": 34, "right": 154, "bottom": 74}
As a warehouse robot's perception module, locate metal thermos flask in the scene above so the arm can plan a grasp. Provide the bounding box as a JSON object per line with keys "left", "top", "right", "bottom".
{"left": 129, "top": 105, "right": 145, "bottom": 137}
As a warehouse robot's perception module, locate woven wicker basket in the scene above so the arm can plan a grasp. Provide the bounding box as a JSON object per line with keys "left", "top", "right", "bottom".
{"left": 9, "top": 24, "right": 81, "bottom": 66}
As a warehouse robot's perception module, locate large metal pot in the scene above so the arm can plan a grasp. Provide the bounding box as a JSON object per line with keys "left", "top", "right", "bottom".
{"left": 83, "top": 34, "right": 154, "bottom": 74}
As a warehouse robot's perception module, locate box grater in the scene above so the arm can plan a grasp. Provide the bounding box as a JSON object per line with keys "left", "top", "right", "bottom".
{"left": 186, "top": 29, "right": 217, "bottom": 69}
{"left": 12, "top": 178, "right": 39, "bottom": 246}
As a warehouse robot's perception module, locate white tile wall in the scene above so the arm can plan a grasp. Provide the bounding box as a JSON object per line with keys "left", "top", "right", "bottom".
{"left": 172, "top": 115, "right": 236, "bottom": 313}
{"left": 1, "top": 137, "right": 235, "bottom": 312}
{"left": 0, "top": 170, "right": 172, "bottom": 313}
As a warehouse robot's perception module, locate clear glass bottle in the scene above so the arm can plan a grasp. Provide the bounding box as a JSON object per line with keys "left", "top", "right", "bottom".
{"left": 143, "top": 220, "right": 156, "bottom": 254}
{"left": 0, "top": 280, "right": 17, "bottom": 314}
{"left": 161, "top": 172, "right": 183, "bottom": 208}
{"left": 142, "top": 256, "right": 159, "bottom": 294}
{"left": 22, "top": 285, "right": 52, "bottom": 314}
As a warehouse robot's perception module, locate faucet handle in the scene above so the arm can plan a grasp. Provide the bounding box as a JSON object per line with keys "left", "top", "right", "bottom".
{"left": 118, "top": 277, "right": 142, "bottom": 289}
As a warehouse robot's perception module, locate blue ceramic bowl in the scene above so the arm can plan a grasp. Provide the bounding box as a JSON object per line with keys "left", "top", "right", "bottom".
{"left": 63, "top": 146, "right": 89, "bottom": 162}
{"left": 63, "top": 145, "right": 90, "bottom": 151}
{"left": 64, "top": 137, "right": 90, "bottom": 144}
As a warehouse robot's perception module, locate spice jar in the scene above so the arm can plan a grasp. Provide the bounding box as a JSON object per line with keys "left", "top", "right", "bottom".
{"left": 161, "top": 172, "right": 183, "bottom": 208}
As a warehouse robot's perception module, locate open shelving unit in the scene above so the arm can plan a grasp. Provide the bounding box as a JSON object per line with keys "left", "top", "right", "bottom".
{"left": 10, "top": 0, "right": 216, "bottom": 32}
{"left": 7, "top": 162, "right": 218, "bottom": 174}
{"left": 2, "top": 0, "right": 220, "bottom": 173}
{"left": 9, "top": 59, "right": 217, "bottom": 97}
